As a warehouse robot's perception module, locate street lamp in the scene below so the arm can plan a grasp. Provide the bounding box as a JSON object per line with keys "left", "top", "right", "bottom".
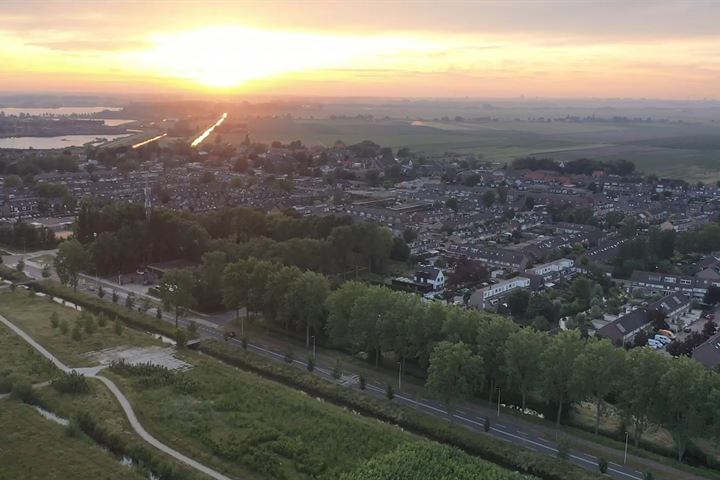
{"left": 397, "top": 361, "right": 402, "bottom": 392}
{"left": 624, "top": 431, "right": 629, "bottom": 464}
{"left": 311, "top": 335, "right": 316, "bottom": 359}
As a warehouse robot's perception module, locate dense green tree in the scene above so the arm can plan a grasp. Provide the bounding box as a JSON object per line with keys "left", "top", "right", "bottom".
{"left": 502, "top": 328, "right": 545, "bottom": 410}
{"left": 54, "top": 239, "right": 91, "bottom": 291}
{"left": 325, "top": 281, "right": 371, "bottom": 347}
{"left": 571, "top": 338, "right": 625, "bottom": 435}
{"left": 426, "top": 341, "right": 483, "bottom": 416}
{"left": 541, "top": 330, "right": 584, "bottom": 426}
{"left": 284, "top": 271, "right": 330, "bottom": 346}
{"left": 655, "top": 357, "right": 710, "bottom": 461}
{"left": 619, "top": 348, "right": 668, "bottom": 446}
{"left": 158, "top": 268, "right": 196, "bottom": 328}
{"left": 222, "top": 259, "right": 252, "bottom": 320}
{"left": 476, "top": 317, "right": 517, "bottom": 402}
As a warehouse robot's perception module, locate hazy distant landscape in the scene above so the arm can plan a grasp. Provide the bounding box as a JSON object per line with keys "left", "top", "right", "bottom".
{"left": 208, "top": 98, "right": 720, "bottom": 182}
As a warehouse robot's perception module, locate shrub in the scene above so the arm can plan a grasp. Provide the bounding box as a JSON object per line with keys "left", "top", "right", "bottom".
{"left": 332, "top": 358, "right": 343, "bottom": 380}
{"left": 52, "top": 371, "right": 90, "bottom": 394}
{"left": 114, "top": 319, "right": 123, "bottom": 336}
{"left": 284, "top": 347, "right": 295, "bottom": 364}
{"left": 112, "top": 291, "right": 118, "bottom": 303}
{"left": 188, "top": 320, "right": 198, "bottom": 335}
{"left": 597, "top": 458, "right": 607, "bottom": 474}
{"left": 98, "top": 285, "right": 105, "bottom": 298}
{"left": 11, "top": 381, "right": 39, "bottom": 404}
{"left": 307, "top": 355, "right": 315, "bottom": 372}
{"left": 175, "top": 328, "right": 187, "bottom": 348}
{"left": 557, "top": 435, "right": 571, "bottom": 461}
{"left": 643, "top": 472, "right": 653, "bottom": 480}
{"left": 156, "top": 307, "right": 162, "bottom": 319}
{"left": 358, "top": 375, "right": 366, "bottom": 390}
{"left": 97, "top": 313, "right": 107, "bottom": 327}
{"left": 484, "top": 417, "right": 490, "bottom": 432}
{"left": 50, "top": 311, "right": 60, "bottom": 328}
{"left": 83, "top": 315, "right": 96, "bottom": 335}
{"left": 65, "top": 418, "right": 82, "bottom": 438}
{"left": 198, "top": 340, "right": 603, "bottom": 480}
{"left": 71, "top": 324, "right": 83, "bottom": 341}
{"left": 386, "top": 384, "right": 394, "bottom": 400}
{"left": 59, "top": 319, "right": 69, "bottom": 335}
{"left": 241, "top": 336, "right": 248, "bottom": 349}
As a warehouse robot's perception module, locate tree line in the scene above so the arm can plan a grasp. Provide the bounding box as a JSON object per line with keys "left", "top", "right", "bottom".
{"left": 510, "top": 157, "right": 636, "bottom": 177}
{"left": 214, "top": 263, "right": 720, "bottom": 464}
{"left": 614, "top": 223, "right": 720, "bottom": 278}
{"left": 0, "top": 220, "right": 57, "bottom": 250}
{"left": 73, "top": 203, "right": 405, "bottom": 285}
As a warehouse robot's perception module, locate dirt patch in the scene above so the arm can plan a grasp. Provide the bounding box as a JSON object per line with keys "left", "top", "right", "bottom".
{"left": 86, "top": 346, "right": 191, "bottom": 371}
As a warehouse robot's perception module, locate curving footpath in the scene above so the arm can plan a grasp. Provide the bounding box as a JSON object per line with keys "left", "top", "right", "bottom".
{"left": 0, "top": 313, "right": 234, "bottom": 480}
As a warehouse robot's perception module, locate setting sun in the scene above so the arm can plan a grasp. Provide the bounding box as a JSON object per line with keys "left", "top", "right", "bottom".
{"left": 130, "top": 27, "right": 430, "bottom": 90}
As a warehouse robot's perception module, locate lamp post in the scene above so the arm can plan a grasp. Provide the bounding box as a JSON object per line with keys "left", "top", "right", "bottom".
{"left": 311, "top": 335, "right": 316, "bottom": 359}
{"left": 397, "top": 361, "right": 402, "bottom": 392}
{"left": 624, "top": 431, "right": 629, "bottom": 464}
{"left": 496, "top": 386, "right": 501, "bottom": 417}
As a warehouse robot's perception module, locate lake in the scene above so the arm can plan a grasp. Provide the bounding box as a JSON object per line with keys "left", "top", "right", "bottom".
{"left": 0, "top": 134, "right": 132, "bottom": 149}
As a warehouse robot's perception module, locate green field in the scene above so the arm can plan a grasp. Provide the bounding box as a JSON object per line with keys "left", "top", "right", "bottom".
{"left": 0, "top": 322, "right": 57, "bottom": 388}
{"left": 342, "top": 441, "right": 532, "bottom": 480}
{"left": 107, "top": 352, "right": 412, "bottom": 480}
{"left": 217, "top": 116, "right": 720, "bottom": 181}
{"left": 0, "top": 289, "right": 160, "bottom": 368}
{"left": 0, "top": 401, "right": 145, "bottom": 480}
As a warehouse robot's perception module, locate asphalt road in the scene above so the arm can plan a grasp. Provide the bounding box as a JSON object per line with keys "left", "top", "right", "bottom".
{"left": 6, "top": 253, "right": 689, "bottom": 480}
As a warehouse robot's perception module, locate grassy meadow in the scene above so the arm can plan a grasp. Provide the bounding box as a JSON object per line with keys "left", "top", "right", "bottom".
{"left": 0, "top": 289, "right": 160, "bottom": 368}
{"left": 0, "top": 401, "right": 145, "bottom": 480}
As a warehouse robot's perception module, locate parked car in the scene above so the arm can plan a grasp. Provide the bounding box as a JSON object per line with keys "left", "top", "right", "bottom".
{"left": 658, "top": 329, "right": 675, "bottom": 339}
{"left": 654, "top": 334, "right": 672, "bottom": 345}
{"left": 647, "top": 339, "right": 663, "bottom": 349}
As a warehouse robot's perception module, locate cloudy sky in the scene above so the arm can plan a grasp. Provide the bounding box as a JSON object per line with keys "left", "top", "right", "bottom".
{"left": 1, "top": 0, "right": 719, "bottom": 98}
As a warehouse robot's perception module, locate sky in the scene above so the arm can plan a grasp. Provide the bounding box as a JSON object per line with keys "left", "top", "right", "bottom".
{"left": 1, "top": 0, "right": 719, "bottom": 99}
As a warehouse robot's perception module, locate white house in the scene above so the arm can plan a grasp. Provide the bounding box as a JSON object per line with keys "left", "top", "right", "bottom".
{"left": 414, "top": 266, "right": 445, "bottom": 291}
{"left": 468, "top": 276, "right": 531, "bottom": 310}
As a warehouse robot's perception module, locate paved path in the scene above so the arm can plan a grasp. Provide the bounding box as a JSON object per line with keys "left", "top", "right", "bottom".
{"left": 0, "top": 313, "right": 234, "bottom": 480}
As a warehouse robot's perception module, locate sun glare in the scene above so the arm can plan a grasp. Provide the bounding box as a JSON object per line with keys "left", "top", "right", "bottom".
{"left": 133, "top": 26, "right": 427, "bottom": 89}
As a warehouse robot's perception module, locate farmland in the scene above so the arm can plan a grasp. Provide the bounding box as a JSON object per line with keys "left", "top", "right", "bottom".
{"left": 216, "top": 113, "right": 720, "bottom": 182}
